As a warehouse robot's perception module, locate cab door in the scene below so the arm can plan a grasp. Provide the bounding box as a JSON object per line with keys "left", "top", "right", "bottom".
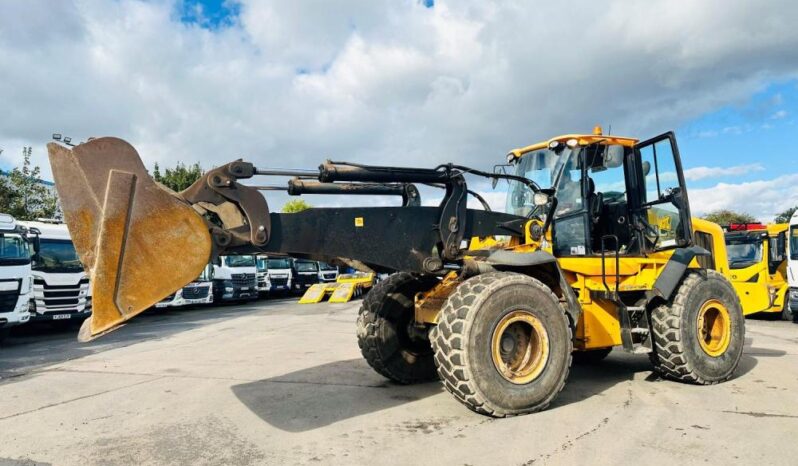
{"left": 630, "top": 132, "right": 693, "bottom": 254}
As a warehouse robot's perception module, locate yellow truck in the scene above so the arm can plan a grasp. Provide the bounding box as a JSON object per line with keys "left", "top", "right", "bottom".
{"left": 724, "top": 223, "right": 790, "bottom": 319}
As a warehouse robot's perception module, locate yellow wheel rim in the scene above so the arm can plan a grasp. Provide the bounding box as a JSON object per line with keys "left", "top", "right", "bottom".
{"left": 491, "top": 310, "right": 550, "bottom": 384}
{"left": 696, "top": 299, "right": 731, "bottom": 357}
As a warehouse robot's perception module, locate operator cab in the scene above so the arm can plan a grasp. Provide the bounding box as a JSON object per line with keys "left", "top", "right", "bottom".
{"left": 506, "top": 129, "right": 693, "bottom": 258}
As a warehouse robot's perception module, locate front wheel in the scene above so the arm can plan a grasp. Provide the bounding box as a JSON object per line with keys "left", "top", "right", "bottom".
{"left": 431, "top": 272, "right": 572, "bottom": 417}
{"left": 356, "top": 273, "right": 439, "bottom": 384}
{"left": 650, "top": 270, "right": 745, "bottom": 384}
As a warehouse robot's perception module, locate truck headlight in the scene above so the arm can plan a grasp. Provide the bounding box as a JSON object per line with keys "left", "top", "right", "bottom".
{"left": 791, "top": 289, "right": 798, "bottom": 300}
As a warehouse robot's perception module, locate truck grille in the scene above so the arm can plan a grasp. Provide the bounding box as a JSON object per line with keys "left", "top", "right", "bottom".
{"left": 271, "top": 277, "right": 288, "bottom": 287}
{"left": 231, "top": 273, "right": 256, "bottom": 288}
{"left": 33, "top": 277, "right": 90, "bottom": 313}
{"left": 0, "top": 290, "right": 19, "bottom": 313}
{"left": 182, "top": 286, "right": 209, "bottom": 300}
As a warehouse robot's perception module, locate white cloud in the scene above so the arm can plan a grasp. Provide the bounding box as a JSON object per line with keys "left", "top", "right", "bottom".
{"left": 1, "top": 0, "right": 798, "bottom": 213}
{"left": 690, "top": 173, "right": 798, "bottom": 222}
{"left": 684, "top": 163, "right": 765, "bottom": 181}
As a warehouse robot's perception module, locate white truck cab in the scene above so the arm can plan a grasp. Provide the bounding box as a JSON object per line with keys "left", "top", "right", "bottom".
{"left": 318, "top": 262, "right": 339, "bottom": 283}
{"left": 0, "top": 213, "right": 33, "bottom": 341}
{"left": 212, "top": 255, "right": 258, "bottom": 302}
{"left": 264, "top": 256, "right": 292, "bottom": 294}
{"left": 20, "top": 220, "right": 91, "bottom": 323}
{"left": 788, "top": 211, "right": 798, "bottom": 321}
{"left": 156, "top": 263, "right": 214, "bottom": 308}
{"left": 255, "top": 255, "right": 272, "bottom": 295}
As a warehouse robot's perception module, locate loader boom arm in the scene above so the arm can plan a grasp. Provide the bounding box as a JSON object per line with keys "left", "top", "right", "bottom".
{"left": 47, "top": 137, "right": 529, "bottom": 341}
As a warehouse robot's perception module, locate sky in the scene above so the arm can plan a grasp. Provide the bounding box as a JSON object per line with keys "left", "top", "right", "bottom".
{"left": 1, "top": 0, "right": 797, "bottom": 220}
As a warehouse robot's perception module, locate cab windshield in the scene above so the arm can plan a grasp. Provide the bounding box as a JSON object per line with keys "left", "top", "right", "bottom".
{"left": 34, "top": 239, "right": 83, "bottom": 273}
{"left": 267, "top": 258, "right": 290, "bottom": 269}
{"left": 225, "top": 255, "right": 256, "bottom": 268}
{"left": 295, "top": 261, "right": 318, "bottom": 273}
{"left": 726, "top": 234, "right": 763, "bottom": 269}
{"left": 504, "top": 146, "right": 579, "bottom": 218}
{"left": 0, "top": 233, "right": 31, "bottom": 266}
{"left": 256, "top": 257, "right": 268, "bottom": 272}
{"left": 319, "top": 262, "right": 336, "bottom": 271}
{"left": 790, "top": 226, "right": 798, "bottom": 260}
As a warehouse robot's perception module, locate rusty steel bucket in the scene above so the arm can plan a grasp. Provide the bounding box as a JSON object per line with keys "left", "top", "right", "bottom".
{"left": 48, "top": 138, "right": 212, "bottom": 341}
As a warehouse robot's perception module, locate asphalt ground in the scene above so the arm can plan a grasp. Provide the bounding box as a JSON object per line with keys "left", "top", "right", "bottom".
{"left": 1, "top": 298, "right": 797, "bottom": 466}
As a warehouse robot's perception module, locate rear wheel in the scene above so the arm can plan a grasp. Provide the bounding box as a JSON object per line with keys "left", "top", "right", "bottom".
{"left": 431, "top": 272, "right": 572, "bottom": 417}
{"left": 781, "top": 295, "right": 793, "bottom": 321}
{"left": 650, "top": 270, "right": 744, "bottom": 384}
{"left": 356, "top": 272, "right": 438, "bottom": 384}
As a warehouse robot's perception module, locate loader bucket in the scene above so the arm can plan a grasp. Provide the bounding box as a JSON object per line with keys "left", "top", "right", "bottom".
{"left": 47, "top": 138, "right": 212, "bottom": 341}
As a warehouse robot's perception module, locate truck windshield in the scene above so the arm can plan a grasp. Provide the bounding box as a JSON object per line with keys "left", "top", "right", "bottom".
{"left": 505, "top": 147, "right": 578, "bottom": 218}
{"left": 34, "top": 239, "right": 83, "bottom": 273}
{"left": 791, "top": 226, "right": 798, "bottom": 260}
{"left": 726, "top": 235, "right": 763, "bottom": 269}
{"left": 225, "top": 255, "right": 256, "bottom": 267}
{"left": 295, "top": 261, "right": 318, "bottom": 272}
{"left": 256, "top": 257, "right": 268, "bottom": 272}
{"left": 267, "top": 258, "right": 290, "bottom": 269}
{"left": 0, "top": 233, "right": 31, "bottom": 266}
{"left": 319, "top": 262, "right": 336, "bottom": 271}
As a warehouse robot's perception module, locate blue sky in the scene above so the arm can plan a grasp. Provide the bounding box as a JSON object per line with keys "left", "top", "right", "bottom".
{"left": 678, "top": 81, "right": 796, "bottom": 189}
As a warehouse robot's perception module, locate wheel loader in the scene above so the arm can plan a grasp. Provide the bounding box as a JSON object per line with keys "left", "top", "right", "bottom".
{"left": 46, "top": 127, "right": 745, "bottom": 417}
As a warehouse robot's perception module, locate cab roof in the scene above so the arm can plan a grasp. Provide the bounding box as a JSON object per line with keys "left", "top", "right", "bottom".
{"left": 508, "top": 129, "right": 639, "bottom": 159}
{"left": 18, "top": 221, "right": 72, "bottom": 240}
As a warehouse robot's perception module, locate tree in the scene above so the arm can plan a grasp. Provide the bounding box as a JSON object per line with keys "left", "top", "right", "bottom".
{"left": 774, "top": 206, "right": 797, "bottom": 224}
{"left": 1, "top": 147, "right": 60, "bottom": 220}
{"left": 152, "top": 162, "right": 203, "bottom": 192}
{"left": 702, "top": 209, "right": 757, "bottom": 225}
{"left": 282, "top": 199, "right": 312, "bottom": 213}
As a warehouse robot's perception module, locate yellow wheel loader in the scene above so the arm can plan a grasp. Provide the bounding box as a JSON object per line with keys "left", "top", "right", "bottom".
{"left": 723, "top": 223, "right": 790, "bottom": 319}
{"left": 47, "top": 128, "right": 745, "bottom": 417}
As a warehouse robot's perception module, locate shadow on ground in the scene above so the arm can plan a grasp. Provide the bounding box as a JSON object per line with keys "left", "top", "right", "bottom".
{"left": 232, "top": 358, "right": 443, "bottom": 432}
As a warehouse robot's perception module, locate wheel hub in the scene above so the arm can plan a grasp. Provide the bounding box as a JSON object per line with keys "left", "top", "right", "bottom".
{"left": 696, "top": 299, "right": 731, "bottom": 357}
{"left": 491, "top": 310, "right": 550, "bottom": 384}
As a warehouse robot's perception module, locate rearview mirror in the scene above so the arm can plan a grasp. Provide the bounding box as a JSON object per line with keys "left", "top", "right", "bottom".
{"left": 492, "top": 164, "right": 512, "bottom": 189}
{"left": 603, "top": 145, "right": 624, "bottom": 169}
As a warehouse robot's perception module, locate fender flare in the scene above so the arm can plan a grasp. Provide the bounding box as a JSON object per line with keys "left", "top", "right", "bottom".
{"left": 648, "top": 246, "right": 711, "bottom": 302}
{"left": 480, "top": 249, "right": 582, "bottom": 326}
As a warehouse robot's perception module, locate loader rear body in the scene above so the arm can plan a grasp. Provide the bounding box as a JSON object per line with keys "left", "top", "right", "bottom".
{"left": 48, "top": 127, "right": 745, "bottom": 417}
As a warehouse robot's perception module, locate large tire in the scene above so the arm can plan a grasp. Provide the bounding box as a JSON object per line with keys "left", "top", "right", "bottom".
{"left": 650, "top": 270, "right": 744, "bottom": 384}
{"left": 0, "top": 327, "right": 10, "bottom": 345}
{"left": 356, "top": 272, "right": 438, "bottom": 384}
{"left": 430, "top": 272, "right": 573, "bottom": 417}
{"left": 781, "top": 295, "right": 793, "bottom": 322}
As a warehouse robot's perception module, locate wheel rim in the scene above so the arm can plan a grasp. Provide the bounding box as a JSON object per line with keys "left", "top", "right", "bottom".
{"left": 491, "top": 310, "right": 550, "bottom": 384}
{"left": 696, "top": 299, "right": 732, "bottom": 357}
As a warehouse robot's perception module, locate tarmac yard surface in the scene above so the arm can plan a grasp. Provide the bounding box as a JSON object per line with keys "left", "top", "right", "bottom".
{"left": 1, "top": 299, "right": 797, "bottom": 466}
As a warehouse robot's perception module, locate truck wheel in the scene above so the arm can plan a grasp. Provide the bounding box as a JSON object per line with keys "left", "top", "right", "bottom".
{"left": 356, "top": 272, "right": 438, "bottom": 384}
{"left": 650, "top": 270, "right": 744, "bottom": 384}
{"left": 0, "top": 328, "right": 10, "bottom": 345}
{"left": 430, "top": 272, "right": 572, "bottom": 417}
{"left": 572, "top": 347, "right": 613, "bottom": 364}
{"left": 781, "top": 295, "right": 793, "bottom": 321}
